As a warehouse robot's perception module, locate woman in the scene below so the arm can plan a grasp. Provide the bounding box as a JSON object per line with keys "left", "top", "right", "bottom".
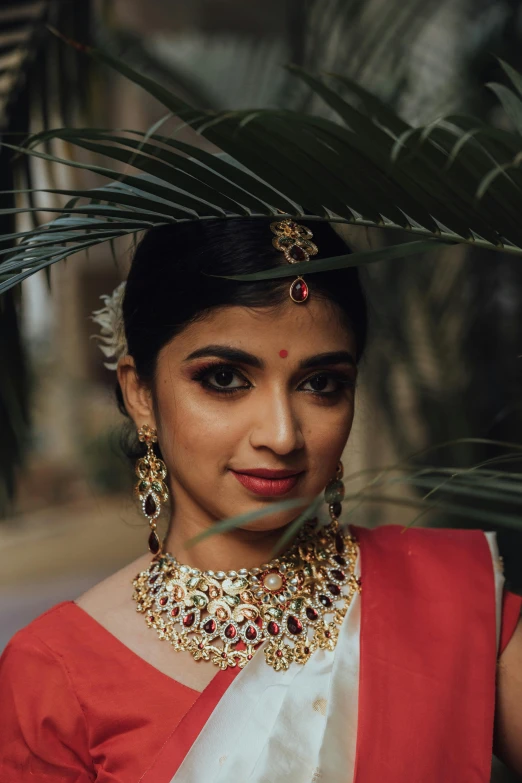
{"left": 0, "top": 217, "right": 520, "bottom": 782}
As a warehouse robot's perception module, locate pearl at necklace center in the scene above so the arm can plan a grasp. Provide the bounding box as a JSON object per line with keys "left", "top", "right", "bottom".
{"left": 263, "top": 572, "right": 284, "bottom": 591}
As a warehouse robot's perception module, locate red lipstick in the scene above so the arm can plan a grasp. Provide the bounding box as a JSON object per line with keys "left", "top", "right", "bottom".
{"left": 230, "top": 468, "right": 304, "bottom": 497}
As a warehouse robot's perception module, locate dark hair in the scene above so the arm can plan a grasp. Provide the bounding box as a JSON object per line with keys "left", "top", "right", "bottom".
{"left": 117, "top": 218, "right": 367, "bottom": 419}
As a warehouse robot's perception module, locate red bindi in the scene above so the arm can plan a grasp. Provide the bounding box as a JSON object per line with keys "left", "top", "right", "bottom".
{"left": 279, "top": 349, "right": 288, "bottom": 358}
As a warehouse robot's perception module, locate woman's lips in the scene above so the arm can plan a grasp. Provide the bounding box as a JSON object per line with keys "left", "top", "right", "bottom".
{"left": 230, "top": 469, "right": 303, "bottom": 497}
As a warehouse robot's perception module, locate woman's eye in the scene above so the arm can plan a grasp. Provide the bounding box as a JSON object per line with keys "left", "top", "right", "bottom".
{"left": 198, "top": 366, "right": 250, "bottom": 392}
{"left": 300, "top": 373, "right": 351, "bottom": 395}
{"left": 212, "top": 370, "right": 244, "bottom": 388}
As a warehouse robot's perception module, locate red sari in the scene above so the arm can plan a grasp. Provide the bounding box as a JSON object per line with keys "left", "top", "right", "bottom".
{"left": 0, "top": 524, "right": 520, "bottom": 782}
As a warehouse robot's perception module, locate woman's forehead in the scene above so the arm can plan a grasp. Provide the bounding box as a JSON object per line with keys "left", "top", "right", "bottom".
{"left": 168, "top": 300, "right": 355, "bottom": 357}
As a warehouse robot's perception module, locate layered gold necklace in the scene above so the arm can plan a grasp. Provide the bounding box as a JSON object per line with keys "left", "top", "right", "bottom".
{"left": 132, "top": 519, "right": 361, "bottom": 671}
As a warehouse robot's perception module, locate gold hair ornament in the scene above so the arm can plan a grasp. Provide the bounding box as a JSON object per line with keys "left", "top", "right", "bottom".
{"left": 270, "top": 219, "right": 318, "bottom": 303}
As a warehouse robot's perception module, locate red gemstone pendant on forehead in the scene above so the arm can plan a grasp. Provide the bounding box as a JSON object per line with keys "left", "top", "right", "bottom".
{"left": 270, "top": 218, "right": 317, "bottom": 304}
{"left": 279, "top": 349, "right": 288, "bottom": 358}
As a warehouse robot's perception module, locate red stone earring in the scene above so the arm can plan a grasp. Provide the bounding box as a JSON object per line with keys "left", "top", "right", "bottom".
{"left": 135, "top": 425, "right": 169, "bottom": 555}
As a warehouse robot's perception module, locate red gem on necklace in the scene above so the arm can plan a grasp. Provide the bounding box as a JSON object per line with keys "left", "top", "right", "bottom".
{"left": 319, "top": 594, "right": 332, "bottom": 608}
{"left": 287, "top": 615, "right": 303, "bottom": 635}
{"left": 224, "top": 624, "right": 237, "bottom": 639}
{"left": 159, "top": 596, "right": 168, "bottom": 606}
{"left": 267, "top": 621, "right": 280, "bottom": 636}
{"left": 276, "top": 650, "right": 283, "bottom": 658}
{"left": 183, "top": 612, "right": 195, "bottom": 628}
{"left": 203, "top": 618, "right": 216, "bottom": 634}
{"left": 245, "top": 625, "right": 257, "bottom": 641}
{"left": 170, "top": 606, "right": 179, "bottom": 617}
{"left": 306, "top": 607, "right": 318, "bottom": 621}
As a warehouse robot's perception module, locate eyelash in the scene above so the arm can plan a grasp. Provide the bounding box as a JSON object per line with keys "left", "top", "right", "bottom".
{"left": 191, "top": 362, "right": 355, "bottom": 398}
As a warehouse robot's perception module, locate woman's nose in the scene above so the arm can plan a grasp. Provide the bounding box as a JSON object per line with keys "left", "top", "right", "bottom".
{"left": 248, "top": 389, "right": 305, "bottom": 455}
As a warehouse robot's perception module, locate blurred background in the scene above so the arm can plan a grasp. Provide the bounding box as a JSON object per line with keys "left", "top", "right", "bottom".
{"left": 1, "top": 2, "right": 522, "bottom": 777}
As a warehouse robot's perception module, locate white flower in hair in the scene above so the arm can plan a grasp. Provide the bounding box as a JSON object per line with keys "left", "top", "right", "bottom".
{"left": 91, "top": 281, "right": 128, "bottom": 370}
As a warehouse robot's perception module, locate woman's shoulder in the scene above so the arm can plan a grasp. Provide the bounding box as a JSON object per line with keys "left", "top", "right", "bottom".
{"left": 351, "top": 523, "right": 500, "bottom": 592}
{"left": 4, "top": 601, "right": 84, "bottom": 660}
{"left": 351, "top": 523, "right": 497, "bottom": 561}
{"left": 0, "top": 604, "right": 94, "bottom": 779}
{"left": 4, "top": 552, "right": 150, "bottom": 665}
{"left": 351, "top": 523, "right": 522, "bottom": 655}
{"left": 1, "top": 600, "right": 111, "bottom": 697}
{"left": 351, "top": 522, "right": 492, "bottom": 542}
{"left": 0, "top": 602, "right": 85, "bottom": 704}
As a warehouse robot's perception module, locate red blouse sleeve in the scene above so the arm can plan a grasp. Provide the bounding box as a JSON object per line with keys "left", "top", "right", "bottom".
{"left": 0, "top": 628, "right": 95, "bottom": 782}
{"left": 499, "top": 589, "right": 522, "bottom": 657}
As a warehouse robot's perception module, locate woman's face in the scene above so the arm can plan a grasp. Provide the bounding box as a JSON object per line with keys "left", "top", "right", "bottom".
{"left": 122, "top": 297, "right": 358, "bottom": 533}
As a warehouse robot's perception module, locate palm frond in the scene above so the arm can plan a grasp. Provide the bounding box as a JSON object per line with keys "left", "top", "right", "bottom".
{"left": 3, "top": 47, "right": 522, "bottom": 299}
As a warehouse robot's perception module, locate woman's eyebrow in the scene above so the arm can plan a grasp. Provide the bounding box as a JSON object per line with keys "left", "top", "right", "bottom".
{"left": 299, "top": 351, "right": 355, "bottom": 369}
{"left": 184, "top": 346, "right": 355, "bottom": 370}
{"left": 183, "top": 345, "right": 264, "bottom": 368}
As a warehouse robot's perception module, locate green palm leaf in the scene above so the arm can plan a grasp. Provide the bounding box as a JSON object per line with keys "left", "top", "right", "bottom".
{"left": 3, "top": 44, "right": 522, "bottom": 302}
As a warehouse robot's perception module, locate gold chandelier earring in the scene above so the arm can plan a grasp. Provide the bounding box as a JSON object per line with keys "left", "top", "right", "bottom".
{"left": 135, "top": 425, "right": 169, "bottom": 555}
{"left": 324, "top": 460, "right": 345, "bottom": 522}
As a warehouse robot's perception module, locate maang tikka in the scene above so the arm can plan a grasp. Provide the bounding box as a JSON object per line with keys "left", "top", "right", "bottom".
{"left": 135, "top": 425, "right": 169, "bottom": 555}
{"left": 270, "top": 219, "right": 318, "bottom": 303}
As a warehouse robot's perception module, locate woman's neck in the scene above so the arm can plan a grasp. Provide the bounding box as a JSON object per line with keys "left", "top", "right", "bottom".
{"left": 163, "top": 512, "right": 291, "bottom": 573}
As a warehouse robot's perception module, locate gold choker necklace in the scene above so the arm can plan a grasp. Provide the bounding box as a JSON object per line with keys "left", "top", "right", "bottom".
{"left": 132, "top": 520, "right": 360, "bottom": 671}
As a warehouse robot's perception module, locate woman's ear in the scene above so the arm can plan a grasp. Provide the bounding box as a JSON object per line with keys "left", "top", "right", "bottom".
{"left": 117, "top": 356, "right": 156, "bottom": 428}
